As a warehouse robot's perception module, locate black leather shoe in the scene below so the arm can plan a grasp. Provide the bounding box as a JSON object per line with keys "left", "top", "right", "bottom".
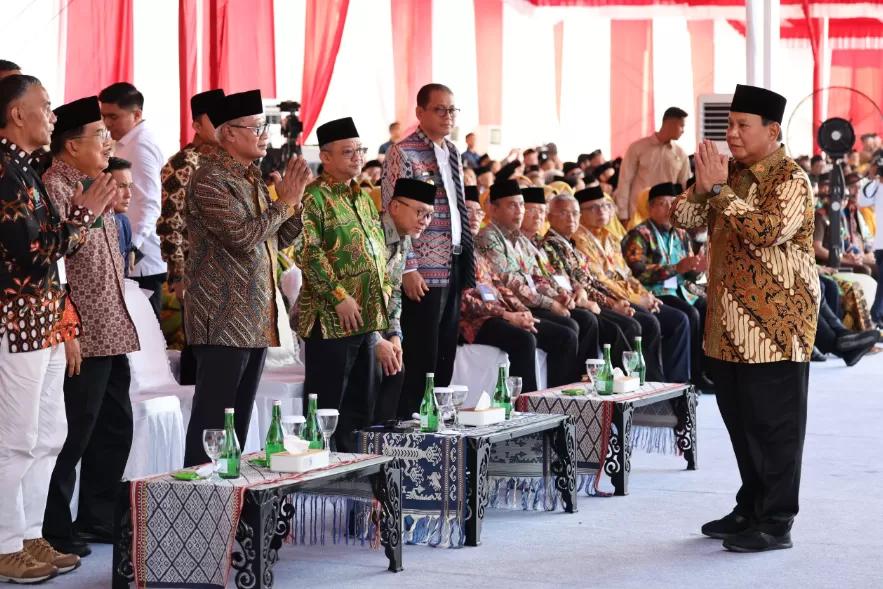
{"left": 75, "top": 524, "right": 114, "bottom": 544}
{"left": 701, "top": 512, "right": 751, "bottom": 539}
{"left": 842, "top": 335, "right": 878, "bottom": 367}
{"left": 45, "top": 536, "right": 92, "bottom": 558}
{"left": 810, "top": 347, "right": 827, "bottom": 362}
{"left": 835, "top": 329, "right": 880, "bottom": 353}
{"left": 691, "top": 373, "right": 715, "bottom": 393}
{"left": 723, "top": 529, "right": 792, "bottom": 552}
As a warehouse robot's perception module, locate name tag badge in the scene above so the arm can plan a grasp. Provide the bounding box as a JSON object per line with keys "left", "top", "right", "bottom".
{"left": 56, "top": 258, "right": 67, "bottom": 285}
{"left": 476, "top": 284, "right": 497, "bottom": 302}
{"left": 525, "top": 273, "right": 537, "bottom": 292}
{"left": 553, "top": 274, "right": 572, "bottom": 292}
{"left": 663, "top": 276, "right": 678, "bottom": 289}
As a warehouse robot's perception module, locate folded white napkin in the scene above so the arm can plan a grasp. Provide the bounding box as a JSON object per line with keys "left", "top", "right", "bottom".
{"left": 283, "top": 435, "right": 311, "bottom": 454}
{"left": 474, "top": 391, "right": 492, "bottom": 410}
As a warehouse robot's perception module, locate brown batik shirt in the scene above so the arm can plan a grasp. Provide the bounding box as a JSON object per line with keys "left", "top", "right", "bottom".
{"left": 44, "top": 159, "right": 140, "bottom": 358}
{"left": 157, "top": 142, "right": 219, "bottom": 282}
{"left": 671, "top": 145, "right": 820, "bottom": 363}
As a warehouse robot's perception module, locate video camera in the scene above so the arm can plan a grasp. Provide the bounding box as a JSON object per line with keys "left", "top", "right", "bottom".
{"left": 278, "top": 101, "right": 303, "bottom": 159}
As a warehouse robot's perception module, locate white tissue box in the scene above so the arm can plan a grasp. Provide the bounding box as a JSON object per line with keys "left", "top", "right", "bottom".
{"left": 458, "top": 407, "right": 506, "bottom": 426}
{"left": 270, "top": 449, "right": 330, "bottom": 473}
{"left": 612, "top": 376, "right": 640, "bottom": 393}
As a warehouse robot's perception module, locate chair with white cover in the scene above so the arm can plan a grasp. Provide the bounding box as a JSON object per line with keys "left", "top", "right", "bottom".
{"left": 124, "top": 279, "right": 262, "bottom": 455}
{"left": 451, "top": 345, "right": 549, "bottom": 407}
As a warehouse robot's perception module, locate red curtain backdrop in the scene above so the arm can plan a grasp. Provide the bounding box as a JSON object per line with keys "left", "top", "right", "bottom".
{"left": 300, "top": 0, "right": 350, "bottom": 143}
{"left": 200, "top": 0, "right": 276, "bottom": 96}
{"left": 609, "top": 20, "right": 654, "bottom": 158}
{"left": 474, "top": 0, "right": 504, "bottom": 126}
{"left": 687, "top": 20, "right": 715, "bottom": 99}
{"left": 391, "top": 0, "right": 434, "bottom": 134}
{"left": 830, "top": 49, "right": 883, "bottom": 149}
{"left": 65, "top": 0, "right": 134, "bottom": 102}
{"left": 179, "top": 0, "right": 199, "bottom": 148}
{"left": 553, "top": 21, "right": 564, "bottom": 123}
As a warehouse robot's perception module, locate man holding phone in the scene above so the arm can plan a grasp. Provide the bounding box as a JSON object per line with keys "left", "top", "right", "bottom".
{"left": 42, "top": 96, "right": 140, "bottom": 557}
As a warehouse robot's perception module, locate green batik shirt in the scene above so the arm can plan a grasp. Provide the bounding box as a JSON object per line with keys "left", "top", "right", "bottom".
{"left": 296, "top": 173, "right": 391, "bottom": 340}
{"left": 381, "top": 211, "right": 410, "bottom": 341}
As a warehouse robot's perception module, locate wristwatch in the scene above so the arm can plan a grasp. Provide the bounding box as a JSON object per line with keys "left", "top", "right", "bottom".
{"left": 711, "top": 184, "right": 724, "bottom": 196}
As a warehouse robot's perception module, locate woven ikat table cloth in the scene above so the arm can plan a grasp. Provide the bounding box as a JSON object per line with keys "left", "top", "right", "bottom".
{"left": 517, "top": 382, "right": 698, "bottom": 496}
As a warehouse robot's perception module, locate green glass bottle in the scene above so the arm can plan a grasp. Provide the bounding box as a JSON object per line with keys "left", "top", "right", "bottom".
{"left": 596, "top": 344, "right": 615, "bottom": 395}
{"left": 633, "top": 336, "right": 647, "bottom": 385}
{"left": 219, "top": 408, "right": 241, "bottom": 479}
{"left": 302, "top": 394, "right": 322, "bottom": 450}
{"left": 492, "top": 363, "right": 511, "bottom": 418}
{"left": 419, "top": 373, "right": 438, "bottom": 432}
{"left": 264, "top": 400, "right": 285, "bottom": 466}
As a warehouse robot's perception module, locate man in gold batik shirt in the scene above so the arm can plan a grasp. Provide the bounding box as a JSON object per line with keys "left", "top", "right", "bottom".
{"left": 672, "top": 84, "right": 820, "bottom": 554}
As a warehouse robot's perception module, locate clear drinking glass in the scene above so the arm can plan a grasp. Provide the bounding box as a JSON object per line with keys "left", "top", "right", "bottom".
{"left": 506, "top": 376, "right": 523, "bottom": 414}
{"left": 282, "top": 415, "right": 306, "bottom": 438}
{"left": 622, "top": 352, "right": 638, "bottom": 377}
{"left": 315, "top": 409, "right": 339, "bottom": 452}
{"left": 202, "top": 429, "right": 226, "bottom": 481}
{"left": 585, "top": 359, "right": 604, "bottom": 391}
{"left": 433, "top": 388, "right": 453, "bottom": 430}
{"left": 449, "top": 386, "right": 469, "bottom": 429}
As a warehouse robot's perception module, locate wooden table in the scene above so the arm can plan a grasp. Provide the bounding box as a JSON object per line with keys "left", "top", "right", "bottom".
{"left": 518, "top": 382, "right": 698, "bottom": 496}
{"left": 112, "top": 454, "right": 402, "bottom": 589}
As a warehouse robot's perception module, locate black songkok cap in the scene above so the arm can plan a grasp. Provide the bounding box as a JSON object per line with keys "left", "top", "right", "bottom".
{"left": 363, "top": 159, "right": 381, "bottom": 169}
{"left": 190, "top": 89, "right": 225, "bottom": 117}
{"left": 209, "top": 89, "right": 263, "bottom": 126}
{"left": 496, "top": 160, "right": 520, "bottom": 181}
{"left": 648, "top": 182, "right": 681, "bottom": 200}
{"left": 464, "top": 185, "right": 480, "bottom": 203}
{"left": 574, "top": 185, "right": 604, "bottom": 204}
{"left": 316, "top": 117, "right": 359, "bottom": 145}
{"left": 475, "top": 165, "right": 492, "bottom": 176}
{"left": 593, "top": 161, "right": 614, "bottom": 177}
{"left": 817, "top": 172, "right": 831, "bottom": 183}
{"left": 522, "top": 187, "right": 546, "bottom": 205}
{"left": 490, "top": 180, "right": 522, "bottom": 202}
{"left": 393, "top": 178, "right": 436, "bottom": 205}
{"left": 53, "top": 96, "right": 101, "bottom": 138}
{"left": 563, "top": 162, "right": 580, "bottom": 176}
{"left": 730, "top": 84, "right": 787, "bottom": 124}
{"left": 588, "top": 149, "right": 602, "bottom": 159}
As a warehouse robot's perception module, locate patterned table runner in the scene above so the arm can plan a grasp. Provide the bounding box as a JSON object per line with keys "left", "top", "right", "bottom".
{"left": 517, "top": 382, "right": 688, "bottom": 495}
{"left": 359, "top": 414, "right": 568, "bottom": 548}
{"left": 130, "top": 453, "right": 380, "bottom": 589}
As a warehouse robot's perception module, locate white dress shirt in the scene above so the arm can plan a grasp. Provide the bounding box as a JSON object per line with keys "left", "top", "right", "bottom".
{"left": 114, "top": 120, "right": 168, "bottom": 277}
{"left": 858, "top": 177, "right": 882, "bottom": 250}
{"left": 433, "top": 140, "right": 462, "bottom": 247}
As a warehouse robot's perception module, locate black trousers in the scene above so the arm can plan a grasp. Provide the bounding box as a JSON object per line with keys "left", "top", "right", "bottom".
{"left": 374, "top": 365, "right": 406, "bottom": 425}
{"left": 184, "top": 346, "right": 267, "bottom": 467}
{"left": 655, "top": 296, "right": 701, "bottom": 382}
{"left": 815, "top": 293, "right": 850, "bottom": 355}
{"left": 399, "top": 257, "right": 463, "bottom": 418}
{"left": 178, "top": 305, "right": 196, "bottom": 386}
{"left": 818, "top": 276, "right": 841, "bottom": 320}
{"left": 473, "top": 316, "right": 579, "bottom": 392}
{"left": 531, "top": 307, "right": 601, "bottom": 369}
{"left": 707, "top": 358, "right": 809, "bottom": 534}
{"left": 133, "top": 273, "right": 166, "bottom": 322}
{"left": 304, "top": 325, "right": 379, "bottom": 452}
{"left": 44, "top": 355, "right": 132, "bottom": 539}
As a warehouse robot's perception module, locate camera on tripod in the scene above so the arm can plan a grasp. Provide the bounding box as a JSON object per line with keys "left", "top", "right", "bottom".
{"left": 278, "top": 101, "right": 303, "bottom": 158}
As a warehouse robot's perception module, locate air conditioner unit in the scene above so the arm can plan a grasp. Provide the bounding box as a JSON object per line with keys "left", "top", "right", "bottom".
{"left": 470, "top": 125, "right": 503, "bottom": 159}
{"left": 698, "top": 94, "right": 733, "bottom": 156}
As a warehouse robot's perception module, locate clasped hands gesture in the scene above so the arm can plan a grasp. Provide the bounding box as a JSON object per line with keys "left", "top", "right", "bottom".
{"left": 693, "top": 139, "right": 729, "bottom": 196}
{"left": 270, "top": 155, "right": 312, "bottom": 210}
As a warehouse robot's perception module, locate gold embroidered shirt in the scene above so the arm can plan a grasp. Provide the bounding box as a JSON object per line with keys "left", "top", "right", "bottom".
{"left": 671, "top": 146, "right": 820, "bottom": 363}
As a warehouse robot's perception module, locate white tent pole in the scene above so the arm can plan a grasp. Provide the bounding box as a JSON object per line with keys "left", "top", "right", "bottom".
{"left": 745, "top": 0, "right": 763, "bottom": 86}
{"left": 763, "top": 0, "right": 780, "bottom": 89}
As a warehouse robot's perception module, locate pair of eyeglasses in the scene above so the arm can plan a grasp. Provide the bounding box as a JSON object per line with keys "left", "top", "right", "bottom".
{"left": 72, "top": 128, "right": 111, "bottom": 143}
{"left": 523, "top": 208, "right": 545, "bottom": 217}
{"left": 433, "top": 107, "right": 460, "bottom": 118}
{"left": 339, "top": 147, "right": 369, "bottom": 160}
{"left": 396, "top": 199, "right": 434, "bottom": 221}
{"left": 229, "top": 123, "right": 270, "bottom": 137}
{"left": 581, "top": 204, "right": 609, "bottom": 213}
{"left": 467, "top": 208, "right": 485, "bottom": 219}
{"left": 553, "top": 211, "right": 581, "bottom": 219}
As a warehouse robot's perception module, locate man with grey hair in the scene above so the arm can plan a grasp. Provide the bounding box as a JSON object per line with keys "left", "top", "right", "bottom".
{"left": 0, "top": 74, "right": 116, "bottom": 582}
{"left": 182, "top": 89, "right": 311, "bottom": 466}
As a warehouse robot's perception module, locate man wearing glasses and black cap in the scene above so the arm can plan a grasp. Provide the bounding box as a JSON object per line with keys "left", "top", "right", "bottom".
{"left": 182, "top": 90, "right": 311, "bottom": 466}
{"left": 157, "top": 88, "right": 225, "bottom": 385}
{"left": 673, "top": 84, "right": 820, "bottom": 553}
